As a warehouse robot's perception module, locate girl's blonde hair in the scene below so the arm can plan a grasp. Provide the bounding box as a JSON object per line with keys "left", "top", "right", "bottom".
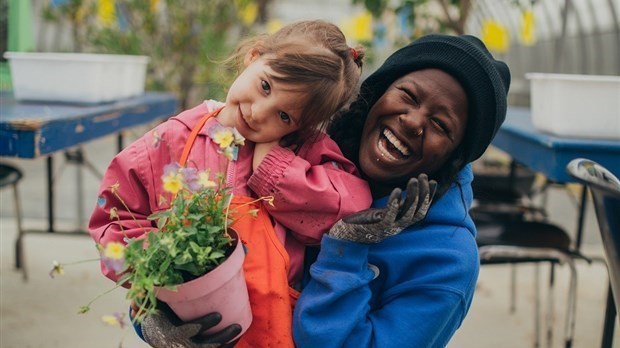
{"left": 227, "top": 20, "right": 365, "bottom": 146}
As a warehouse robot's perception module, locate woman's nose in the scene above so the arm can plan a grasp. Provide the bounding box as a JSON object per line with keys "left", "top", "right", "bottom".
{"left": 399, "top": 110, "right": 426, "bottom": 135}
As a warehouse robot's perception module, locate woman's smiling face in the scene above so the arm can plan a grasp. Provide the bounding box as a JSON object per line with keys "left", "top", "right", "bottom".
{"left": 358, "top": 68, "right": 469, "bottom": 191}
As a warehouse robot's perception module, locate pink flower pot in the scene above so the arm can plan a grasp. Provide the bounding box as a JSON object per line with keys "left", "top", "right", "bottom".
{"left": 155, "top": 230, "right": 252, "bottom": 339}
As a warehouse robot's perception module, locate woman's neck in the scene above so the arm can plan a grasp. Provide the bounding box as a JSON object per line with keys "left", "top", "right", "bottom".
{"left": 369, "top": 180, "right": 401, "bottom": 200}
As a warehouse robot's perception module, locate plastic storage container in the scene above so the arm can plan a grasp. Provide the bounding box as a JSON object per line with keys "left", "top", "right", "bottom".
{"left": 526, "top": 73, "right": 620, "bottom": 140}
{"left": 3, "top": 52, "right": 149, "bottom": 104}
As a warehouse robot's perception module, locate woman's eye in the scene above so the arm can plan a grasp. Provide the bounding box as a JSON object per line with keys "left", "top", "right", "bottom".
{"left": 279, "top": 111, "right": 291, "bottom": 124}
{"left": 261, "top": 80, "right": 271, "bottom": 94}
{"left": 400, "top": 88, "right": 418, "bottom": 105}
{"left": 432, "top": 118, "right": 450, "bottom": 135}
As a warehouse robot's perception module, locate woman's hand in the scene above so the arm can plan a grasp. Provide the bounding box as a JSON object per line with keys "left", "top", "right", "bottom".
{"left": 140, "top": 302, "right": 242, "bottom": 348}
{"left": 329, "top": 174, "right": 437, "bottom": 243}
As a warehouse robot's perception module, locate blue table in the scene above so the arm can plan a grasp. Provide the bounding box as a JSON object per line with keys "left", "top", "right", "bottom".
{"left": 493, "top": 107, "right": 620, "bottom": 183}
{"left": 492, "top": 106, "right": 620, "bottom": 348}
{"left": 0, "top": 92, "right": 179, "bottom": 232}
{"left": 1, "top": 92, "right": 178, "bottom": 158}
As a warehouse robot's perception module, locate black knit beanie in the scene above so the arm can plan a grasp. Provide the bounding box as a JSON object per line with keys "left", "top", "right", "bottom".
{"left": 360, "top": 34, "right": 511, "bottom": 165}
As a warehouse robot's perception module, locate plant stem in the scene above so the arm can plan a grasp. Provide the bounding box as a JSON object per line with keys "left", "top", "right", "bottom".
{"left": 83, "top": 283, "right": 124, "bottom": 309}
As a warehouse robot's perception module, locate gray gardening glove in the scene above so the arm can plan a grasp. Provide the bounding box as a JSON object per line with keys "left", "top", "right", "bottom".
{"left": 329, "top": 174, "right": 437, "bottom": 243}
{"left": 141, "top": 302, "right": 241, "bottom": 348}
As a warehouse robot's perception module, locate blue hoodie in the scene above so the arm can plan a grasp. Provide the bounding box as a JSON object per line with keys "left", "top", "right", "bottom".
{"left": 293, "top": 165, "right": 479, "bottom": 348}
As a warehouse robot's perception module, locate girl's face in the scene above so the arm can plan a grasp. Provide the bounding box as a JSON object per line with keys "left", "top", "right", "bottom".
{"left": 359, "top": 69, "right": 468, "bottom": 192}
{"left": 219, "top": 50, "right": 307, "bottom": 144}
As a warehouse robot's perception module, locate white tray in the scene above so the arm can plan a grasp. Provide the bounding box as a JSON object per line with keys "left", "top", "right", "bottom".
{"left": 4, "top": 52, "right": 150, "bottom": 103}
{"left": 526, "top": 73, "right": 620, "bottom": 140}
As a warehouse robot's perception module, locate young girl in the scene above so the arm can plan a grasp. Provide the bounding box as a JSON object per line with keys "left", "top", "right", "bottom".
{"left": 89, "top": 20, "right": 371, "bottom": 347}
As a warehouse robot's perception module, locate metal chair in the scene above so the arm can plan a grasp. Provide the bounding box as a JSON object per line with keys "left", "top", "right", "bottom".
{"left": 0, "top": 162, "right": 27, "bottom": 280}
{"left": 472, "top": 160, "right": 585, "bottom": 348}
{"left": 567, "top": 158, "right": 620, "bottom": 348}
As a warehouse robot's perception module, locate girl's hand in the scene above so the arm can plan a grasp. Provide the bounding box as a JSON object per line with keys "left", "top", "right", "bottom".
{"left": 252, "top": 140, "right": 280, "bottom": 170}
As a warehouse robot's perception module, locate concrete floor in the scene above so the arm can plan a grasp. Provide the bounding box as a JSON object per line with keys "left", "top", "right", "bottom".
{"left": 1, "top": 129, "right": 619, "bottom": 347}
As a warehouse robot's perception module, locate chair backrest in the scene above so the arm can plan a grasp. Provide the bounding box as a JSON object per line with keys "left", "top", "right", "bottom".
{"left": 567, "top": 158, "right": 620, "bottom": 314}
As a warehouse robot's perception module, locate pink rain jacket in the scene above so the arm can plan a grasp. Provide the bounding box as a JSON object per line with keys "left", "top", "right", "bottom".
{"left": 89, "top": 100, "right": 371, "bottom": 284}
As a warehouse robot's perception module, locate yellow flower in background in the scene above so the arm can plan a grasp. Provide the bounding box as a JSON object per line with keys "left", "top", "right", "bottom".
{"left": 162, "top": 171, "right": 184, "bottom": 194}
{"left": 519, "top": 9, "right": 536, "bottom": 45}
{"left": 341, "top": 11, "right": 373, "bottom": 42}
{"left": 267, "top": 19, "right": 284, "bottom": 34}
{"left": 481, "top": 19, "right": 510, "bottom": 53}
{"left": 235, "top": 0, "right": 258, "bottom": 26}
{"left": 97, "top": 0, "right": 116, "bottom": 26}
{"left": 149, "top": 0, "right": 159, "bottom": 12}
{"left": 103, "top": 242, "right": 125, "bottom": 260}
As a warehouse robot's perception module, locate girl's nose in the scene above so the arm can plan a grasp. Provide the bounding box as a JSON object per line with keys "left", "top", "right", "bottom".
{"left": 250, "top": 104, "right": 268, "bottom": 123}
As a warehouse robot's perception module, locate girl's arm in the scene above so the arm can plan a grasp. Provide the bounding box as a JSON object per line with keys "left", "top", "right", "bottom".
{"left": 88, "top": 133, "right": 159, "bottom": 282}
{"left": 248, "top": 136, "right": 372, "bottom": 244}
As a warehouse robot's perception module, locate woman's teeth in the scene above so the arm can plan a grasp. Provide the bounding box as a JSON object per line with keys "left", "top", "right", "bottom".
{"left": 379, "top": 128, "right": 411, "bottom": 159}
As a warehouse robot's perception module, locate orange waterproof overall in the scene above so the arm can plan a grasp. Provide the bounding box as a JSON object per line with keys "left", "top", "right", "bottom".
{"left": 179, "top": 107, "right": 298, "bottom": 347}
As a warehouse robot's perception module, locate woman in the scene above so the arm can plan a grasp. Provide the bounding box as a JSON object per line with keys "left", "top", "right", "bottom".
{"left": 292, "top": 33, "right": 510, "bottom": 347}
{"left": 140, "top": 33, "right": 510, "bottom": 348}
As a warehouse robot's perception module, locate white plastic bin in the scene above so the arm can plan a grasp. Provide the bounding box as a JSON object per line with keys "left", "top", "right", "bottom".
{"left": 3, "top": 52, "right": 150, "bottom": 103}
{"left": 526, "top": 73, "right": 620, "bottom": 140}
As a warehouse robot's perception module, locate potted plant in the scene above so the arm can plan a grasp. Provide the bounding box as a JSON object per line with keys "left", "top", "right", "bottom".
{"left": 51, "top": 142, "right": 268, "bottom": 339}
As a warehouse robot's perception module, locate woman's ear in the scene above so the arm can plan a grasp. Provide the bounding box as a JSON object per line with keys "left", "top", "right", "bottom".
{"left": 243, "top": 45, "right": 262, "bottom": 66}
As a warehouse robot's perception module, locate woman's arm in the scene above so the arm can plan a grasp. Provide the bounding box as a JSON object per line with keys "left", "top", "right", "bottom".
{"left": 293, "top": 235, "right": 472, "bottom": 348}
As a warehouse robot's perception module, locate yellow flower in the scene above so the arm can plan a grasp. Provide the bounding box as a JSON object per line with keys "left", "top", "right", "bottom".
{"left": 266, "top": 19, "right": 284, "bottom": 34}
{"left": 101, "top": 312, "right": 126, "bottom": 328}
{"left": 213, "top": 129, "right": 235, "bottom": 149}
{"left": 235, "top": 0, "right": 258, "bottom": 25}
{"left": 101, "top": 315, "right": 120, "bottom": 326}
{"left": 519, "top": 9, "right": 536, "bottom": 46}
{"left": 481, "top": 19, "right": 510, "bottom": 53}
{"left": 97, "top": 0, "right": 116, "bottom": 27}
{"left": 340, "top": 11, "right": 373, "bottom": 42}
{"left": 149, "top": 0, "right": 159, "bottom": 12}
{"left": 103, "top": 242, "right": 125, "bottom": 260}
{"left": 162, "top": 171, "right": 184, "bottom": 194}
{"left": 199, "top": 171, "right": 216, "bottom": 189}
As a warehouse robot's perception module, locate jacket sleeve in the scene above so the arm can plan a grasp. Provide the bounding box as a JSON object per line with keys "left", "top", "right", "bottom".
{"left": 88, "top": 130, "right": 161, "bottom": 282}
{"left": 292, "top": 235, "right": 470, "bottom": 348}
{"left": 247, "top": 137, "right": 372, "bottom": 245}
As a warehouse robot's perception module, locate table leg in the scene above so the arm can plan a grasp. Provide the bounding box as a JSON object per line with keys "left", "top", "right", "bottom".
{"left": 117, "top": 132, "right": 124, "bottom": 152}
{"left": 46, "top": 155, "right": 55, "bottom": 232}
{"left": 601, "top": 285, "right": 617, "bottom": 348}
{"left": 575, "top": 185, "right": 587, "bottom": 250}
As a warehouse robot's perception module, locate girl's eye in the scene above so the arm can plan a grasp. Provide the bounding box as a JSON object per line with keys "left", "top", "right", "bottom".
{"left": 261, "top": 80, "right": 271, "bottom": 94}
{"left": 279, "top": 111, "right": 291, "bottom": 124}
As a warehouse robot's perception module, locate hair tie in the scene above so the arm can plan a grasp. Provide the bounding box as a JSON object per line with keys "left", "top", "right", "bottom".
{"left": 350, "top": 47, "right": 358, "bottom": 60}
